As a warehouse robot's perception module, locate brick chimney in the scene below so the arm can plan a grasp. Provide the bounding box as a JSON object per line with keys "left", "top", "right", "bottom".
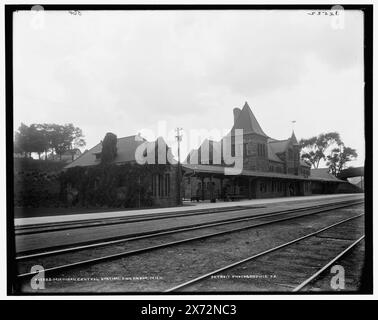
{"left": 233, "top": 107, "right": 241, "bottom": 124}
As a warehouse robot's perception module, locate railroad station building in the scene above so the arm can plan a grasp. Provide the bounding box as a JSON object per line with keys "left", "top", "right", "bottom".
{"left": 65, "top": 102, "right": 357, "bottom": 207}
{"left": 181, "top": 102, "right": 351, "bottom": 201}
{"left": 65, "top": 135, "right": 179, "bottom": 207}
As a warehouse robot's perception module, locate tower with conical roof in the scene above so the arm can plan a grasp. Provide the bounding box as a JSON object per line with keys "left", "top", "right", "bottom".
{"left": 231, "top": 102, "right": 268, "bottom": 137}
{"left": 225, "top": 101, "right": 269, "bottom": 171}
{"left": 289, "top": 130, "right": 300, "bottom": 175}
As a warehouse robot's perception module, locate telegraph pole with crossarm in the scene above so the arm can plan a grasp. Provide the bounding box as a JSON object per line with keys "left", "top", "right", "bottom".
{"left": 175, "top": 128, "right": 183, "bottom": 205}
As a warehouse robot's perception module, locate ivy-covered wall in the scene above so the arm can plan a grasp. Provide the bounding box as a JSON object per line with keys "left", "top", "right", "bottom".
{"left": 14, "top": 158, "right": 178, "bottom": 208}
{"left": 61, "top": 163, "right": 176, "bottom": 208}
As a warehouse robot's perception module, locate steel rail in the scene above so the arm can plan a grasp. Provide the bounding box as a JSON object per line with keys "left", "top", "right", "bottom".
{"left": 15, "top": 197, "right": 363, "bottom": 235}
{"left": 16, "top": 199, "right": 362, "bottom": 261}
{"left": 17, "top": 203, "right": 363, "bottom": 279}
{"left": 292, "top": 235, "right": 365, "bottom": 292}
{"left": 164, "top": 213, "right": 364, "bottom": 292}
{"left": 15, "top": 205, "right": 266, "bottom": 235}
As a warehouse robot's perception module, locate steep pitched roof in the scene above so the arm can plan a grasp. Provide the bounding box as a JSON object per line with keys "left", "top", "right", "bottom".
{"left": 184, "top": 138, "right": 218, "bottom": 164}
{"left": 65, "top": 135, "right": 144, "bottom": 168}
{"left": 311, "top": 168, "right": 342, "bottom": 181}
{"left": 290, "top": 131, "right": 299, "bottom": 145}
{"left": 268, "top": 139, "right": 290, "bottom": 154}
{"left": 186, "top": 137, "right": 286, "bottom": 164}
{"left": 300, "top": 159, "right": 311, "bottom": 167}
{"left": 231, "top": 102, "right": 268, "bottom": 137}
{"left": 267, "top": 143, "right": 284, "bottom": 163}
{"left": 65, "top": 135, "right": 174, "bottom": 169}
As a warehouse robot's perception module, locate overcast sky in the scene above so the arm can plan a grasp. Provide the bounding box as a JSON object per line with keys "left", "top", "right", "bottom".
{"left": 13, "top": 9, "right": 365, "bottom": 167}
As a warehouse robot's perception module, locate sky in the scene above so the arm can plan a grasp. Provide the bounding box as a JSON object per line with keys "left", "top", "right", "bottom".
{"left": 13, "top": 9, "right": 365, "bottom": 167}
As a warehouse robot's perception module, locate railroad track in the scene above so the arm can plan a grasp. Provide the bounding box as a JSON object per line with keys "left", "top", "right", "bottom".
{"left": 16, "top": 199, "right": 362, "bottom": 259}
{"left": 293, "top": 235, "right": 365, "bottom": 292}
{"left": 15, "top": 204, "right": 267, "bottom": 235}
{"left": 165, "top": 214, "right": 364, "bottom": 292}
{"left": 16, "top": 198, "right": 363, "bottom": 257}
{"left": 16, "top": 199, "right": 363, "bottom": 284}
{"left": 15, "top": 196, "right": 363, "bottom": 236}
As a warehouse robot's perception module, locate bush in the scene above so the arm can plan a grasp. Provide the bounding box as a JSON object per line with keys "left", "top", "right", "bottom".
{"left": 14, "top": 170, "right": 62, "bottom": 207}
{"left": 14, "top": 158, "right": 67, "bottom": 173}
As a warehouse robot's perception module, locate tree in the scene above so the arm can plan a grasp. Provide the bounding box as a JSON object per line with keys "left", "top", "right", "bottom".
{"left": 13, "top": 137, "right": 24, "bottom": 156}
{"left": 14, "top": 123, "right": 86, "bottom": 160}
{"left": 14, "top": 123, "right": 47, "bottom": 158}
{"left": 101, "top": 132, "right": 118, "bottom": 164}
{"left": 326, "top": 144, "right": 358, "bottom": 176}
{"left": 46, "top": 123, "right": 86, "bottom": 160}
{"left": 14, "top": 123, "right": 31, "bottom": 157}
{"left": 34, "top": 123, "right": 55, "bottom": 160}
{"left": 299, "top": 132, "right": 341, "bottom": 168}
{"left": 28, "top": 124, "right": 49, "bottom": 159}
{"left": 65, "top": 124, "right": 86, "bottom": 161}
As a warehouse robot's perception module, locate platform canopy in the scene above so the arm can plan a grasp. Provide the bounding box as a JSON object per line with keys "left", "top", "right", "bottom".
{"left": 183, "top": 164, "right": 345, "bottom": 183}
{"left": 338, "top": 166, "right": 364, "bottom": 180}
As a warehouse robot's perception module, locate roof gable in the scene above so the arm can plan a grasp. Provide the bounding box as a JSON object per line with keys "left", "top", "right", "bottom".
{"left": 231, "top": 102, "right": 267, "bottom": 137}
{"left": 268, "top": 139, "right": 290, "bottom": 154}
{"left": 267, "top": 143, "right": 284, "bottom": 163}
{"left": 184, "top": 138, "right": 219, "bottom": 164}
{"left": 64, "top": 135, "right": 165, "bottom": 169}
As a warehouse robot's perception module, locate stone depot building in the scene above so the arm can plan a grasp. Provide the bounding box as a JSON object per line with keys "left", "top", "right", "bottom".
{"left": 66, "top": 102, "right": 354, "bottom": 207}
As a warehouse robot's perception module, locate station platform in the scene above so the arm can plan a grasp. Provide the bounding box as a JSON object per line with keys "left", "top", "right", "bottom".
{"left": 14, "top": 193, "right": 364, "bottom": 227}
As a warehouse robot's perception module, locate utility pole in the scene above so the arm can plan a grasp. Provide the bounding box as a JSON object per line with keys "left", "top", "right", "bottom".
{"left": 175, "top": 128, "right": 183, "bottom": 205}
{"left": 138, "top": 175, "right": 141, "bottom": 208}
